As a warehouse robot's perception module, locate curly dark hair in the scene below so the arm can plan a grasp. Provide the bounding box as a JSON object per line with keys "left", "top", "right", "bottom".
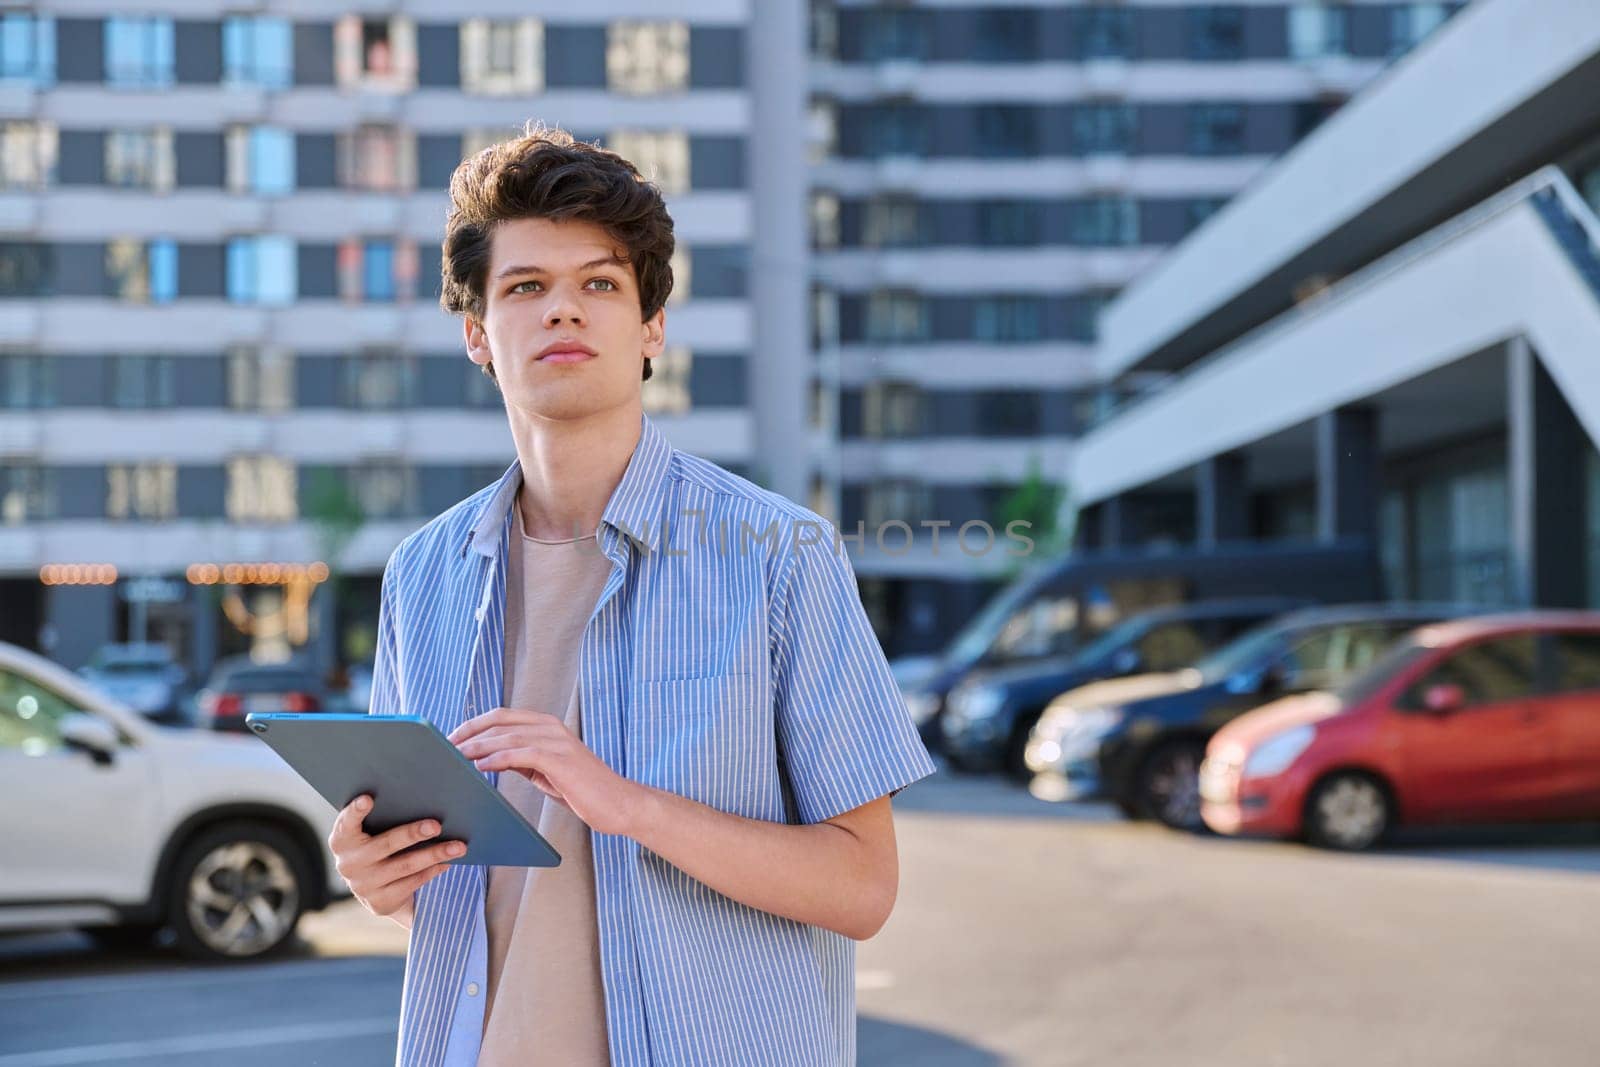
{"left": 440, "top": 124, "right": 675, "bottom": 384}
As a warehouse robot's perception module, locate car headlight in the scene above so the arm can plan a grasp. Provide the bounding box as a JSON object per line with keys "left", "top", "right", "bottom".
{"left": 903, "top": 690, "right": 941, "bottom": 726}
{"left": 1036, "top": 705, "right": 1123, "bottom": 744}
{"left": 1241, "top": 724, "right": 1315, "bottom": 779}
{"left": 948, "top": 685, "right": 1005, "bottom": 724}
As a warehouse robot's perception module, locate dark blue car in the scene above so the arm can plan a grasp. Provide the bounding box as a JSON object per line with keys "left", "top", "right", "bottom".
{"left": 1024, "top": 605, "right": 1476, "bottom": 829}
{"left": 939, "top": 599, "right": 1304, "bottom": 778}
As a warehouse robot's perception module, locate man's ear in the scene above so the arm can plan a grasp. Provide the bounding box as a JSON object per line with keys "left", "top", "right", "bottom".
{"left": 641, "top": 308, "right": 666, "bottom": 360}
{"left": 465, "top": 317, "right": 492, "bottom": 368}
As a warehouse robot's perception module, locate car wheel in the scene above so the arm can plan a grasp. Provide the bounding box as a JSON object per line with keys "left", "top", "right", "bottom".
{"left": 1135, "top": 740, "right": 1207, "bottom": 831}
{"left": 84, "top": 922, "right": 162, "bottom": 952}
{"left": 1305, "top": 772, "right": 1391, "bottom": 851}
{"left": 166, "top": 822, "right": 310, "bottom": 962}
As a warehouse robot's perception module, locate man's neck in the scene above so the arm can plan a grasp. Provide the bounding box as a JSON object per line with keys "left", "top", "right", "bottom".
{"left": 508, "top": 403, "right": 642, "bottom": 542}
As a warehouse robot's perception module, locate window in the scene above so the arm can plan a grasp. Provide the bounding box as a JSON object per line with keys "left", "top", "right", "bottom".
{"left": 105, "top": 128, "right": 175, "bottom": 191}
{"left": 223, "top": 16, "right": 292, "bottom": 88}
{"left": 227, "top": 347, "right": 293, "bottom": 412}
{"left": 1390, "top": 4, "right": 1448, "bottom": 56}
{"left": 864, "top": 480, "right": 928, "bottom": 530}
{"left": 1293, "top": 99, "right": 1341, "bottom": 141}
{"left": 606, "top": 130, "right": 689, "bottom": 196}
{"left": 974, "top": 298, "right": 1042, "bottom": 342}
{"left": 461, "top": 18, "right": 542, "bottom": 95}
{"left": 1186, "top": 197, "right": 1227, "bottom": 233}
{"left": 607, "top": 21, "right": 689, "bottom": 95}
{"left": 0, "top": 242, "right": 49, "bottom": 298}
{"left": 0, "top": 13, "right": 54, "bottom": 86}
{"left": 1189, "top": 104, "right": 1247, "bottom": 155}
{"left": 110, "top": 355, "right": 176, "bottom": 408}
{"left": 1071, "top": 198, "right": 1139, "bottom": 246}
{"left": 860, "top": 9, "right": 927, "bottom": 62}
{"left": 338, "top": 238, "right": 418, "bottom": 303}
{"left": 1073, "top": 104, "right": 1135, "bottom": 155}
{"left": 341, "top": 349, "right": 414, "bottom": 408}
{"left": 465, "top": 363, "right": 503, "bottom": 409}
{"left": 1075, "top": 6, "right": 1132, "bottom": 60}
{"left": 811, "top": 1, "right": 839, "bottom": 61}
{"left": 1187, "top": 7, "right": 1246, "bottom": 61}
{"left": 105, "top": 17, "right": 174, "bottom": 88}
{"left": 0, "top": 667, "right": 80, "bottom": 754}
{"left": 462, "top": 128, "right": 514, "bottom": 160}
{"left": 106, "top": 239, "right": 177, "bottom": 304}
{"left": 0, "top": 352, "right": 53, "bottom": 409}
{"left": 863, "top": 381, "right": 922, "bottom": 438}
{"left": 350, "top": 461, "right": 416, "bottom": 519}
{"left": 1, "top": 121, "right": 54, "bottom": 188}
{"left": 866, "top": 291, "right": 928, "bottom": 343}
{"left": 808, "top": 100, "right": 837, "bottom": 164}
{"left": 226, "top": 455, "right": 297, "bottom": 522}
{"left": 810, "top": 192, "right": 841, "bottom": 250}
{"left": 0, "top": 460, "right": 53, "bottom": 523}
{"left": 863, "top": 195, "right": 921, "bottom": 248}
{"left": 977, "top": 201, "right": 1039, "bottom": 247}
{"left": 1139, "top": 623, "right": 1209, "bottom": 672}
{"left": 642, "top": 345, "right": 692, "bottom": 415}
{"left": 335, "top": 15, "right": 416, "bottom": 91}
{"left": 226, "top": 236, "right": 297, "bottom": 306}
{"left": 865, "top": 104, "right": 927, "bottom": 158}
{"left": 1553, "top": 633, "right": 1600, "bottom": 694}
{"left": 1402, "top": 636, "right": 1538, "bottom": 709}
{"left": 974, "top": 10, "right": 1037, "bottom": 63}
{"left": 977, "top": 106, "right": 1036, "bottom": 158}
{"left": 1289, "top": 4, "right": 1350, "bottom": 60}
{"left": 227, "top": 126, "right": 295, "bottom": 196}
{"left": 107, "top": 462, "right": 177, "bottom": 520}
{"left": 338, "top": 125, "right": 416, "bottom": 192}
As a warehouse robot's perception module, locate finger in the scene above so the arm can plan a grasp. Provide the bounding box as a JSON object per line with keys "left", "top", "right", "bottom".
{"left": 361, "top": 816, "right": 443, "bottom": 864}
{"left": 474, "top": 746, "right": 546, "bottom": 772}
{"left": 456, "top": 725, "right": 534, "bottom": 756}
{"left": 378, "top": 837, "right": 467, "bottom": 884}
{"left": 375, "top": 862, "right": 452, "bottom": 914}
{"left": 330, "top": 794, "right": 373, "bottom": 847}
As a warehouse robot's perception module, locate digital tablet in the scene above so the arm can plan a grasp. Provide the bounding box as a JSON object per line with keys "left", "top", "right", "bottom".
{"left": 245, "top": 712, "right": 561, "bottom": 868}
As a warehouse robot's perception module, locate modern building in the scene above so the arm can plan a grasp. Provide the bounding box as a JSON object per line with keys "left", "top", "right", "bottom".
{"left": 0, "top": 1, "right": 806, "bottom": 679}
{"left": 1072, "top": 0, "right": 1600, "bottom": 611}
{"left": 806, "top": 1, "right": 1466, "bottom": 655}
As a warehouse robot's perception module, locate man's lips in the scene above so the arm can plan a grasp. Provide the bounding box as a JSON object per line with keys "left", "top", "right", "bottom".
{"left": 537, "top": 342, "right": 597, "bottom": 363}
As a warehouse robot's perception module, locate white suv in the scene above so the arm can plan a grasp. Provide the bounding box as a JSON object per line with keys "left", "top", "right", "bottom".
{"left": 0, "top": 640, "right": 350, "bottom": 961}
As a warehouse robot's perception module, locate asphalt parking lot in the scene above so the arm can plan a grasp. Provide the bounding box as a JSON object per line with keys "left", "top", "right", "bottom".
{"left": 3, "top": 767, "right": 1598, "bottom": 1066}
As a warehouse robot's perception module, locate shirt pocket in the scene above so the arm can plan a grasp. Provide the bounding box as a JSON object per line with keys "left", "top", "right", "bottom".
{"left": 627, "top": 671, "right": 779, "bottom": 819}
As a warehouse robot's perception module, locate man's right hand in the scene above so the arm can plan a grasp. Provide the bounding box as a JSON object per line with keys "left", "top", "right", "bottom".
{"left": 329, "top": 794, "right": 466, "bottom": 924}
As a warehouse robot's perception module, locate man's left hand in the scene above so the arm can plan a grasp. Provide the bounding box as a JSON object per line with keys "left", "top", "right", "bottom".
{"left": 448, "top": 708, "right": 641, "bottom": 837}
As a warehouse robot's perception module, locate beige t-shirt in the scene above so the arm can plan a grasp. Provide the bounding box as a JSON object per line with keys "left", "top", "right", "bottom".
{"left": 478, "top": 502, "right": 613, "bottom": 1066}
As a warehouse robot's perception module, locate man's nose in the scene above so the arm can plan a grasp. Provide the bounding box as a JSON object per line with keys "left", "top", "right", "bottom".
{"left": 543, "top": 289, "right": 585, "bottom": 327}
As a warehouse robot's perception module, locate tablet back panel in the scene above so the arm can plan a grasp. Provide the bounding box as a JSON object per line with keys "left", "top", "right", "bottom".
{"left": 245, "top": 713, "right": 560, "bottom": 868}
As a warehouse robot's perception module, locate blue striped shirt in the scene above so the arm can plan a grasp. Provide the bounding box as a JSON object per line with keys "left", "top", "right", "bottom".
{"left": 369, "top": 410, "right": 937, "bottom": 1065}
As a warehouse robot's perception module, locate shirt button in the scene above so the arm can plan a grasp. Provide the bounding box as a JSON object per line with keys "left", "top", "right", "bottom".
{"left": 467, "top": 982, "right": 480, "bottom": 996}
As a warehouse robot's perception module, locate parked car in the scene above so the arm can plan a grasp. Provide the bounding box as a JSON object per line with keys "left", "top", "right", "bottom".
{"left": 78, "top": 642, "right": 190, "bottom": 725}
{"left": 1025, "top": 605, "right": 1471, "bottom": 829}
{"left": 1201, "top": 612, "right": 1600, "bottom": 850}
{"left": 196, "top": 655, "right": 330, "bottom": 732}
{"left": 0, "top": 640, "right": 350, "bottom": 960}
{"left": 343, "top": 662, "right": 374, "bottom": 713}
{"left": 940, "top": 598, "right": 1305, "bottom": 778}
{"left": 901, "top": 540, "right": 1382, "bottom": 751}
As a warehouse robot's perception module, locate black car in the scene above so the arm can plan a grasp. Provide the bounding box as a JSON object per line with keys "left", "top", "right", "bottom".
{"left": 195, "top": 655, "right": 331, "bottom": 732}
{"left": 1024, "top": 605, "right": 1476, "bottom": 829}
{"left": 939, "top": 598, "right": 1304, "bottom": 779}
{"left": 900, "top": 540, "right": 1383, "bottom": 749}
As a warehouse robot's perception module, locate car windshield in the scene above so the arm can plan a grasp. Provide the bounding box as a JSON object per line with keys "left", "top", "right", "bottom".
{"left": 1193, "top": 623, "right": 1287, "bottom": 683}
{"left": 220, "top": 668, "right": 319, "bottom": 693}
{"left": 1067, "top": 616, "right": 1151, "bottom": 668}
{"left": 92, "top": 659, "right": 169, "bottom": 674}
{"left": 1333, "top": 637, "right": 1433, "bottom": 706}
{"left": 943, "top": 567, "right": 1054, "bottom": 667}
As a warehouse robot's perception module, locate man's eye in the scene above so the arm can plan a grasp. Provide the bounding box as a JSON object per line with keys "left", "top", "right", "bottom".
{"left": 587, "top": 279, "right": 617, "bottom": 291}
{"left": 511, "top": 280, "right": 541, "bottom": 294}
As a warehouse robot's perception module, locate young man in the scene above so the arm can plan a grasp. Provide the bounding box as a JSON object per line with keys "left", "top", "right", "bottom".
{"left": 327, "top": 127, "right": 936, "bottom": 1066}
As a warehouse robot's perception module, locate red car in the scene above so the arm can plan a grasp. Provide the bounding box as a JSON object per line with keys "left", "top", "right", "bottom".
{"left": 1200, "top": 613, "right": 1600, "bottom": 850}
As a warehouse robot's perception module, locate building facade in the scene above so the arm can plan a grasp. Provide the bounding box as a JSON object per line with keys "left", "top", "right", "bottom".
{"left": 0, "top": 1, "right": 807, "bottom": 679}
{"left": 806, "top": 0, "right": 1465, "bottom": 655}
{"left": 1073, "top": 0, "right": 1600, "bottom": 612}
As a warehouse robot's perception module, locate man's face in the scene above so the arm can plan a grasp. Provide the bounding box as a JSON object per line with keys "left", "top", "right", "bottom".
{"left": 465, "top": 216, "right": 664, "bottom": 420}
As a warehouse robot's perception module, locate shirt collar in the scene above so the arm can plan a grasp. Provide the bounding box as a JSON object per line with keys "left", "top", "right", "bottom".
{"left": 460, "top": 409, "right": 673, "bottom": 560}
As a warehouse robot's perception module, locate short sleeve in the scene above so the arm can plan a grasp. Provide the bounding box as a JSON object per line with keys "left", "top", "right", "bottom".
{"left": 770, "top": 522, "right": 937, "bottom": 824}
